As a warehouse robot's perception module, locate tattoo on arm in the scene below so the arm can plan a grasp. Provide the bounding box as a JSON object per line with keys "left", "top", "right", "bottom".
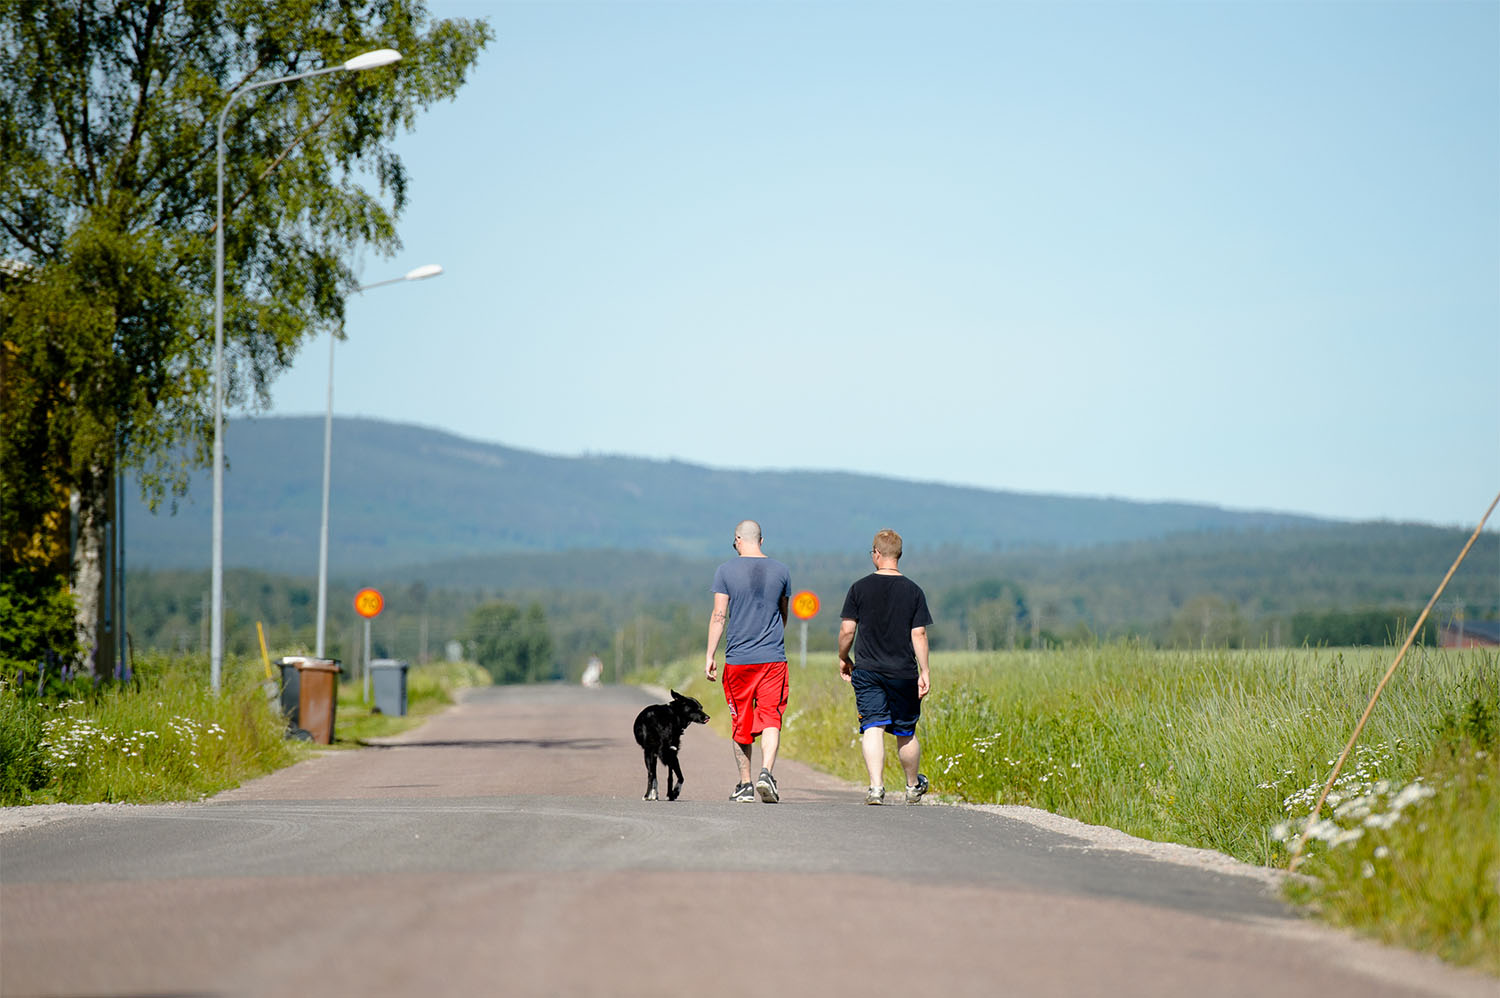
{"left": 711, "top": 610, "right": 727, "bottom": 623}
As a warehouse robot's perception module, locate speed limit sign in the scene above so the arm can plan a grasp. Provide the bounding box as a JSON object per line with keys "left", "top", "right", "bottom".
{"left": 791, "top": 590, "right": 820, "bottom": 620}
{"left": 354, "top": 588, "right": 384, "bottom": 619}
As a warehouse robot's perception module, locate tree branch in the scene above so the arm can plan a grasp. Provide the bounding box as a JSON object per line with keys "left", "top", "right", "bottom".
{"left": 209, "top": 103, "right": 338, "bottom": 236}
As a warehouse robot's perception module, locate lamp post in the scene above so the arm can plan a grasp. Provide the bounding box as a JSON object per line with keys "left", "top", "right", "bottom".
{"left": 213, "top": 48, "right": 402, "bottom": 693}
{"left": 315, "top": 263, "right": 444, "bottom": 659}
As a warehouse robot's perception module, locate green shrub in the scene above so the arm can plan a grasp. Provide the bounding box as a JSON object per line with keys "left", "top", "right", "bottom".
{"left": 0, "top": 571, "right": 80, "bottom": 687}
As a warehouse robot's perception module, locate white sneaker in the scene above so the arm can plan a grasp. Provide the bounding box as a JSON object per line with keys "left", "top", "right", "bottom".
{"left": 905, "top": 773, "right": 929, "bottom": 804}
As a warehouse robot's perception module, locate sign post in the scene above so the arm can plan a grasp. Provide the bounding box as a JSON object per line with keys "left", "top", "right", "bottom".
{"left": 354, "top": 587, "right": 384, "bottom": 703}
{"left": 791, "top": 590, "right": 820, "bottom": 668}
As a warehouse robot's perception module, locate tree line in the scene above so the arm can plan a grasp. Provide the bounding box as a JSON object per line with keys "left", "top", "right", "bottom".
{"left": 76, "top": 551, "right": 1481, "bottom": 691}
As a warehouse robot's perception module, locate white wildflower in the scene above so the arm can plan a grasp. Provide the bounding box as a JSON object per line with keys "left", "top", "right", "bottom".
{"left": 1390, "top": 781, "right": 1434, "bottom": 811}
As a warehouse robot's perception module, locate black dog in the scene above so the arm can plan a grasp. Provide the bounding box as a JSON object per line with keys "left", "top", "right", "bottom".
{"left": 632, "top": 690, "right": 710, "bottom": 801}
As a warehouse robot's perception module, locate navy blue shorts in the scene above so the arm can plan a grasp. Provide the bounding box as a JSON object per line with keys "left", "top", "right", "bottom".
{"left": 852, "top": 669, "right": 920, "bottom": 736}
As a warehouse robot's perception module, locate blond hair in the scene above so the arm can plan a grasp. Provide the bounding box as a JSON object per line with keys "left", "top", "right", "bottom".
{"left": 872, "top": 528, "right": 902, "bottom": 560}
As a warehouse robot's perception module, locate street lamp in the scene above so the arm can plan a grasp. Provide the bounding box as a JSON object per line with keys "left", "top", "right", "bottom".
{"left": 213, "top": 48, "right": 402, "bottom": 692}
{"left": 315, "top": 263, "right": 444, "bottom": 659}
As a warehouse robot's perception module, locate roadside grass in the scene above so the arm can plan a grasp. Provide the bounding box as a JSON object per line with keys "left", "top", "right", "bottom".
{"left": 1284, "top": 700, "right": 1498, "bottom": 974}
{"left": 0, "top": 657, "right": 490, "bottom": 804}
{"left": 1, "top": 654, "right": 299, "bottom": 805}
{"left": 629, "top": 644, "right": 1499, "bottom": 972}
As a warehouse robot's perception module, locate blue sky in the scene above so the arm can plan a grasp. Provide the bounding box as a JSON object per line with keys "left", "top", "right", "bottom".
{"left": 262, "top": 0, "right": 1499, "bottom": 528}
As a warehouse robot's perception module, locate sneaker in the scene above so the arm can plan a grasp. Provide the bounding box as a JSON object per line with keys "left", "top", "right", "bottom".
{"left": 865, "top": 786, "right": 885, "bottom": 805}
{"left": 730, "top": 782, "right": 756, "bottom": 802}
{"left": 755, "top": 768, "right": 779, "bottom": 804}
{"left": 905, "top": 773, "right": 929, "bottom": 804}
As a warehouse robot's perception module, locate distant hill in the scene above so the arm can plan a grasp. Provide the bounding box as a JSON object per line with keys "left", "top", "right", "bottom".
{"left": 125, "top": 416, "right": 1333, "bottom": 574}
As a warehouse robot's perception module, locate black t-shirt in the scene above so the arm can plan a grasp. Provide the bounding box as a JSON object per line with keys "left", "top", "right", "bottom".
{"left": 839, "top": 572, "right": 933, "bottom": 678}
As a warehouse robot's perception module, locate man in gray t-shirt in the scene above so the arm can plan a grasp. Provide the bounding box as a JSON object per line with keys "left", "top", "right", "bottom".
{"left": 705, "top": 519, "right": 791, "bottom": 803}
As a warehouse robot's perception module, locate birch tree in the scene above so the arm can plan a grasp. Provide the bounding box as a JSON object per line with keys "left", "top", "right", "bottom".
{"left": 0, "top": 0, "right": 490, "bottom": 675}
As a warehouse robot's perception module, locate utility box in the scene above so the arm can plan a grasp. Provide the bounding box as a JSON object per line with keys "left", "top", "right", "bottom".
{"left": 369, "top": 658, "right": 409, "bottom": 716}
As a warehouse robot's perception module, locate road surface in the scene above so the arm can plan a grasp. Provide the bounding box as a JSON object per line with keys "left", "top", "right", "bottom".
{"left": 1, "top": 684, "right": 1490, "bottom": 997}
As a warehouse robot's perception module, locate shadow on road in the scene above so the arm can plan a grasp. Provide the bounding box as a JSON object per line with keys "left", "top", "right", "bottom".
{"left": 361, "top": 737, "right": 617, "bottom": 751}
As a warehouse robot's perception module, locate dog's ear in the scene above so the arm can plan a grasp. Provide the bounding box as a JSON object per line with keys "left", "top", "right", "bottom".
{"left": 669, "top": 689, "right": 683, "bottom": 700}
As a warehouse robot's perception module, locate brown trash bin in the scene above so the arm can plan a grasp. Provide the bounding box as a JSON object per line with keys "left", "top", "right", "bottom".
{"left": 296, "top": 658, "right": 341, "bottom": 745}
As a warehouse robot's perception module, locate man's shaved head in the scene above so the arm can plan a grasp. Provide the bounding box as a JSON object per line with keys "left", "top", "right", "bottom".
{"left": 734, "top": 520, "right": 762, "bottom": 543}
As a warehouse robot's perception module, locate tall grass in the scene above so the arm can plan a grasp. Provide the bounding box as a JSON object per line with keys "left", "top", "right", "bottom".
{"left": 1, "top": 654, "right": 300, "bottom": 805}
{"left": 0, "top": 657, "right": 496, "bottom": 803}
{"left": 1284, "top": 694, "right": 1498, "bottom": 972}
{"left": 633, "top": 644, "right": 1499, "bottom": 972}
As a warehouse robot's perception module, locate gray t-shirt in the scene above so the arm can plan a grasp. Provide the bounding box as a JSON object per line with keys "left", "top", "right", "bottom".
{"left": 711, "top": 556, "right": 791, "bottom": 664}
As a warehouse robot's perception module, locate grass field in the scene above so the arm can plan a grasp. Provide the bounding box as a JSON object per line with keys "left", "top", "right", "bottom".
{"left": 632, "top": 644, "right": 1498, "bottom": 973}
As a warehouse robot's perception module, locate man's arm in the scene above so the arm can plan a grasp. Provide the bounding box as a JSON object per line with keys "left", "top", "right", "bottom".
{"left": 911, "top": 625, "right": 930, "bottom": 698}
{"left": 837, "top": 619, "right": 857, "bottom": 682}
{"left": 778, "top": 592, "right": 789, "bottom": 629}
{"left": 705, "top": 592, "right": 730, "bottom": 681}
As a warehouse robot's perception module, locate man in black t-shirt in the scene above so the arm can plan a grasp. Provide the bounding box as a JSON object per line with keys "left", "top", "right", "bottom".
{"left": 837, "top": 528, "right": 933, "bottom": 805}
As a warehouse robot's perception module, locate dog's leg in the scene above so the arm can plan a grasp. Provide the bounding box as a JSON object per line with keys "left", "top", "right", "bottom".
{"left": 663, "top": 745, "right": 683, "bottom": 801}
{"left": 643, "top": 749, "right": 659, "bottom": 801}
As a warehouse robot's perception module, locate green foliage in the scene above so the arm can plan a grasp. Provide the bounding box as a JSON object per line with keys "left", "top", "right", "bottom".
{"left": 403, "top": 659, "right": 491, "bottom": 708}
{"left": 0, "top": 653, "right": 300, "bottom": 805}
{"left": 463, "top": 600, "right": 556, "bottom": 684}
{"left": 1290, "top": 608, "right": 1437, "bottom": 648}
{"left": 0, "top": 568, "right": 80, "bottom": 683}
{"left": 0, "top": 682, "right": 48, "bottom": 801}
{"left": 936, "top": 577, "right": 1034, "bottom": 650}
{"left": 1165, "top": 594, "right": 1246, "bottom": 648}
{"left": 0, "top": 259, "right": 120, "bottom": 570}
{"left": 1436, "top": 687, "right": 1498, "bottom": 750}
{"left": 0, "top": 1, "right": 492, "bottom": 656}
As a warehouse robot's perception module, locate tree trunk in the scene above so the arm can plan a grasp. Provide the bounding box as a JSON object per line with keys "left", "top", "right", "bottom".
{"left": 70, "top": 459, "right": 115, "bottom": 679}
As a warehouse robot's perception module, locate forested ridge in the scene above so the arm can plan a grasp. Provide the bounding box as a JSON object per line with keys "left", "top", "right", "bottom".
{"left": 125, "top": 520, "right": 1497, "bottom": 677}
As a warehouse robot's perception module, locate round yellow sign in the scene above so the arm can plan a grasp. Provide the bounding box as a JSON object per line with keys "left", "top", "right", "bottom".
{"left": 354, "top": 588, "right": 384, "bottom": 619}
{"left": 791, "top": 590, "right": 820, "bottom": 620}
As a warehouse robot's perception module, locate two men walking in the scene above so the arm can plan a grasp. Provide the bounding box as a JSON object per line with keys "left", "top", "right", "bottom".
{"left": 706, "top": 521, "right": 931, "bottom": 805}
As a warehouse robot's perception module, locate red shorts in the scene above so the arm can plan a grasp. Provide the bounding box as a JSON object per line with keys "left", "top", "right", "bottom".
{"left": 721, "top": 660, "right": 789, "bottom": 746}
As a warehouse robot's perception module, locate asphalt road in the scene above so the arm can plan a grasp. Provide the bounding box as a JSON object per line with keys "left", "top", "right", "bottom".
{"left": 1, "top": 684, "right": 1491, "bottom": 997}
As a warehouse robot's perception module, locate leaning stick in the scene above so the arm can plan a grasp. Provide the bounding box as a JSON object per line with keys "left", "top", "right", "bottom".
{"left": 1286, "top": 488, "right": 1500, "bottom": 873}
